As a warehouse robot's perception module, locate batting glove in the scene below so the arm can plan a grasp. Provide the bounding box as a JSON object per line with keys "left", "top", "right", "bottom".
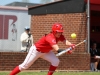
{"left": 66, "top": 44, "right": 75, "bottom": 54}
{"left": 70, "top": 44, "right": 75, "bottom": 49}
{"left": 67, "top": 50, "right": 73, "bottom": 54}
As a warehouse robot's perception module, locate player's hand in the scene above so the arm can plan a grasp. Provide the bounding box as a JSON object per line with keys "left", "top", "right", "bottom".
{"left": 66, "top": 44, "right": 75, "bottom": 54}
{"left": 67, "top": 50, "right": 73, "bottom": 54}
{"left": 70, "top": 44, "right": 75, "bottom": 49}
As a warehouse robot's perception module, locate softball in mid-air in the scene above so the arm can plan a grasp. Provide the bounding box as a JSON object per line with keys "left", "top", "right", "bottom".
{"left": 71, "top": 33, "right": 76, "bottom": 39}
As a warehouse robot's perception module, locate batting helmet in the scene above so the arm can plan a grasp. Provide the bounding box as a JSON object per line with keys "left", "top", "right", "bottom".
{"left": 52, "top": 23, "right": 63, "bottom": 33}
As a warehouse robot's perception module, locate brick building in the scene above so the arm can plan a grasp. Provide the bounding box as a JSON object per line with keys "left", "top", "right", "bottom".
{"left": 1, "top": 0, "right": 100, "bottom": 71}
{"left": 28, "top": 0, "right": 90, "bottom": 71}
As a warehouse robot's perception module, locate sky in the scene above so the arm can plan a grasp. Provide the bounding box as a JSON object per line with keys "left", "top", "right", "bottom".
{"left": 0, "top": 0, "right": 41, "bottom": 6}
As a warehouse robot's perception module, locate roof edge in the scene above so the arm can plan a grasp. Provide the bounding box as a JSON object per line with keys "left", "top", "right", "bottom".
{"left": 28, "top": 0, "right": 63, "bottom": 9}
{"left": 0, "top": 6, "right": 28, "bottom": 11}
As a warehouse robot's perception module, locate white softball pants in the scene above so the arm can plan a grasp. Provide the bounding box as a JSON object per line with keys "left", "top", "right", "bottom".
{"left": 19, "top": 45, "right": 60, "bottom": 71}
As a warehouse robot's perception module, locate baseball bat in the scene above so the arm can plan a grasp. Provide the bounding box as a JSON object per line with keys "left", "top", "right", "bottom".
{"left": 56, "top": 40, "right": 86, "bottom": 56}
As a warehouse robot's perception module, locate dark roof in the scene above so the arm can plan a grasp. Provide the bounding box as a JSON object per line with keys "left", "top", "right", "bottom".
{"left": 28, "top": 0, "right": 86, "bottom": 15}
{"left": 5, "top": 2, "right": 40, "bottom": 7}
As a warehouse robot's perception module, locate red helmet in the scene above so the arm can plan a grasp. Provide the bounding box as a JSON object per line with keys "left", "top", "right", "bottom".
{"left": 52, "top": 23, "right": 63, "bottom": 33}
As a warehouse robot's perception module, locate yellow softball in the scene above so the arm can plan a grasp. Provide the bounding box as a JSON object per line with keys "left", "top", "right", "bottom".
{"left": 71, "top": 33, "right": 76, "bottom": 39}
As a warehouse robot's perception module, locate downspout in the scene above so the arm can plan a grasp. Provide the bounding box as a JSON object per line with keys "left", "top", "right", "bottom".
{"left": 87, "top": 0, "right": 90, "bottom": 53}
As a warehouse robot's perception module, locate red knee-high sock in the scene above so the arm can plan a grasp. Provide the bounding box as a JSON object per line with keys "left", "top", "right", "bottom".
{"left": 9, "top": 66, "right": 20, "bottom": 75}
{"left": 47, "top": 65, "right": 57, "bottom": 75}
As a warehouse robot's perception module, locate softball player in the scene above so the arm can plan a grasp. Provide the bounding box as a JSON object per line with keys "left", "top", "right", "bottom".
{"left": 9, "top": 23, "right": 75, "bottom": 75}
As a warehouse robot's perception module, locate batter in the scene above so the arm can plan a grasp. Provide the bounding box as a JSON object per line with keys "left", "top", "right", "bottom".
{"left": 9, "top": 23, "right": 75, "bottom": 75}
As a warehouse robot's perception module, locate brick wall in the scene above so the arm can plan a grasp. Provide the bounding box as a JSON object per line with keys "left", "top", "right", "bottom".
{"left": 31, "top": 13, "right": 87, "bottom": 53}
{"left": 0, "top": 52, "right": 90, "bottom": 71}
{"left": 30, "top": 13, "right": 90, "bottom": 70}
{"left": 0, "top": 13, "right": 90, "bottom": 71}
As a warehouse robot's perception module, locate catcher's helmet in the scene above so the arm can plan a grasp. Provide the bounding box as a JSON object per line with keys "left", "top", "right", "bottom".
{"left": 52, "top": 23, "right": 63, "bottom": 33}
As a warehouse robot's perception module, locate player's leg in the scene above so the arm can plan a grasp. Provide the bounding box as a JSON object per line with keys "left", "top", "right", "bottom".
{"left": 94, "top": 60, "right": 99, "bottom": 71}
{"left": 90, "top": 62, "right": 95, "bottom": 71}
{"left": 9, "top": 45, "right": 45, "bottom": 75}
{"left": 41, "top": 51, "right": 60, "bottom": 75}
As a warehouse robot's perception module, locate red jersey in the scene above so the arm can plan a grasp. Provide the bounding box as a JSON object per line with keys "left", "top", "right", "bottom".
{"left": 35, "top": 33, "right": 65, "bottom": 53}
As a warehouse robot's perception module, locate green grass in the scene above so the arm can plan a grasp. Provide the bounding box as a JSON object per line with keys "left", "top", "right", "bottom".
{"left": 0, "top": 71, "right": 100, "bottom": 75}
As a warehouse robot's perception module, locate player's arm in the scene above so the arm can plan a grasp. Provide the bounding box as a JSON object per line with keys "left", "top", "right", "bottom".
{"left": 52, "top": 44, "right": 64, "bottom": 53}
{"left": 63, "top": 40, "right": 72, "bottom": 46}
{"left": 46, "top": 36, "right": 63, "bottom": 53}
{"left": 64, "top": 40, "right": 75, "bottom": 49}
{"left": 52, "top": 44, "right": 59, "bottom": 51}
{"left": 51, "top": 41, "right": 74, "bottom": 54}
{"left": 62, "top": 39, "right": 75, "bottom": 54}
{"left": 60, "top": 35, "right": 73, "bottom": 46}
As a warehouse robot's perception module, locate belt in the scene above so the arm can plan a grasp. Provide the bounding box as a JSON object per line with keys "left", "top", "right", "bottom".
{"left": 37, "top": 49, "right": 45, "bottom": 53}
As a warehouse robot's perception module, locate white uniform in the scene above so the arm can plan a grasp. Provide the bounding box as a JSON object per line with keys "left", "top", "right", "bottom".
{"left": 20, "top": 32, "right": 33, "bottom": 52}
{"left": 19, "top": 45, "right": 59, "bottom": 71}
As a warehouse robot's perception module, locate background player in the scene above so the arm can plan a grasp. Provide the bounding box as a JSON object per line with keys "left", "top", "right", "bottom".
{"left": 20, "top": 26, "right": 33, "bottom": 52}
{"left": 9, "top": 23, "right": 75, "bottom": 75}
